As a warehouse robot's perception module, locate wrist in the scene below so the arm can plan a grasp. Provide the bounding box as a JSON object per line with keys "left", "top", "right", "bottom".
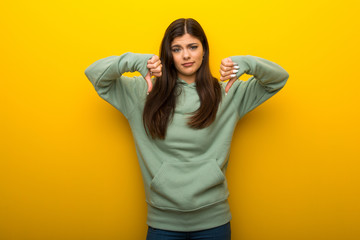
{"left": 229, "top": 55, "right": 251, "bottom": 78}
{"left": 132, "top": 53, "right": 155, "bottom": 78}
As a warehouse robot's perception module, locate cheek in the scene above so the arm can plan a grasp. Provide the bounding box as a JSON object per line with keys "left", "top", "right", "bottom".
{"left": 172, "top": 56, "right": 182, "bottom": 71}
{"left": 172, "top": 55, "right": 181, "bottom": 66}
{"left": 199, "top": 50, "right": 204, "bottom": 59}
{"left": 197, "top": 53, "right": 204, "bottom": 65}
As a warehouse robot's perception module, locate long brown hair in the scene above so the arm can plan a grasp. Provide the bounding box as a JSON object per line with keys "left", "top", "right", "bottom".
{"left": 143, "top": 18, "right": 222, "bottom": 140}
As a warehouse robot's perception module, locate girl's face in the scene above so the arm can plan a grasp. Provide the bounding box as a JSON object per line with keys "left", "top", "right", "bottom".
{"left": 170, "top": 33, "right": 204, "bottom": 82}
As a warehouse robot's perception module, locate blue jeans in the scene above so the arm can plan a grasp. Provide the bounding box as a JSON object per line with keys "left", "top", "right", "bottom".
{"left": 146, "top": 221, "right": 231, "bottom": 240}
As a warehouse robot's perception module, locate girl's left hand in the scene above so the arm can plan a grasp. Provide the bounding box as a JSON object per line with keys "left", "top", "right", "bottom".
{"left": 219, "top": 57, "right": 239, "bottom": 94}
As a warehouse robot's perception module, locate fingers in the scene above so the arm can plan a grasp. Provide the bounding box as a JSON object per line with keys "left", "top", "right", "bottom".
{"left": 149, "top": 55, "right": 160, "bottom": 63}
{"left": 147, "top": 55, "right": 161, "bottom": 68}
{"left": 220, "top": 63, "right": 239, "bottom": 72}
{"left": 219, "top": 68, "right": 239, "bottom": 81}
{"left": 147, "top": 59, "right": 161, "bottom": 69}
{"left": 152, "top": 72, "right": 162, "bottom": 77}
{"left": 219, "top": 58, "right": 239, "bottom": 82}
{"left": 149, "top": 64, "right": 162, "bottom": 78}
{"left": 221, "top": 57, "right": 238, "bottom": 68}
{"left": 147, "top": 55, "right": 162, "bottom": 79}
{"left": 144, "top": 55, "right": 162, "bottom": 94}
{"left": 149, "top": 64, "right": 162, "bottom": 73}
{"left": 220, "top": 57, "right": 240, "bottom": 94}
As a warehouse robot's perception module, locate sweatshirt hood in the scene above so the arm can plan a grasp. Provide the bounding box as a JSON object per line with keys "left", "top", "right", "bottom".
{"left": 177, "top": 77, "right": 196, "bottom": 89}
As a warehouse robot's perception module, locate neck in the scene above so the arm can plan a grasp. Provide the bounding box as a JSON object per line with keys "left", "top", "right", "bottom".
{"left": 178, "top": 73, "right": 195, "bottom": 85}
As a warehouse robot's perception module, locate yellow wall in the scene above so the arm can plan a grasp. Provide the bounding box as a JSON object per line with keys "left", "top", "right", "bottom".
{"left": 1, "top": 0, "right": 359, "bottom": 239}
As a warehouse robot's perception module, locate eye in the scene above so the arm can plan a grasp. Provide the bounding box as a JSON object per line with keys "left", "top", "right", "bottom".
{"left": 190, "top": 46, "right": 198, "bottom": 50}
{"left": 172, "top": 48, "right": 181, "bottom": 53}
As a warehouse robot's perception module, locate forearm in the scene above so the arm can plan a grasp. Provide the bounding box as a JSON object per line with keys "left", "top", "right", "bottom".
{"left": 84, "top": 52, "right": 153, "bottom": 90}
{"left": 84, "top": 52, "right": 153, "bottom": 118}
{"left": 230, "top": 55, "right": 289, "bottom": 92}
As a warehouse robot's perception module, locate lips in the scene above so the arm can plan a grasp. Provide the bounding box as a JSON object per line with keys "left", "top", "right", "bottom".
{"left": 182, "top": 62, "right": 194, "bottom": 67}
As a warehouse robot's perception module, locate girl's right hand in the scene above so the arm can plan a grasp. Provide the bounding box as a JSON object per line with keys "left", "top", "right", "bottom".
{"left": 145, "top": 55, "right": 162, "bottom": 94}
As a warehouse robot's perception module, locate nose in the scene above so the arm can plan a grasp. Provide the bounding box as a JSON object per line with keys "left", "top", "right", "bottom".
{"left": 182, "top": 49, "right": 190, "bottom": 60}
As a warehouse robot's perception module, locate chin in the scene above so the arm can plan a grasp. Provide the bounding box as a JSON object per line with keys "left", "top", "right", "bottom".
{"left": 183, "top": 68, "right": 199, "bottom": 75}
{"left": 182, "top": 72, "right": 196, "bottom": 77}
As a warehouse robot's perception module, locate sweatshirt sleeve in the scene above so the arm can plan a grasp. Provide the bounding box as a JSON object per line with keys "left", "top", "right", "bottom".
{"left": 84, "top": 52, "right": 154, "bottom": 119}
{"left": 229, "top": 55, "right": 289, "bottom": 119}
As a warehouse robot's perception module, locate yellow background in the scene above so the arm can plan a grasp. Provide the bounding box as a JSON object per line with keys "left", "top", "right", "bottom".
{"left": 1, "top": 0, "right": 359, "bottom": 239}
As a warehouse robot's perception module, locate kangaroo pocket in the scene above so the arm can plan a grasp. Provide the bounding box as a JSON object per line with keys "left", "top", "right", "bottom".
{"left": 148, "top": 158, "right": 229, "bottom": 212}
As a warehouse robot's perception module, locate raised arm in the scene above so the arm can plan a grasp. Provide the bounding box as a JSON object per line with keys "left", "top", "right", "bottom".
{"left": 220, "top": 55, "right": 289, "bottom": 119}
{"left": 84, "top": 52, "right": 154, "bottom": 118}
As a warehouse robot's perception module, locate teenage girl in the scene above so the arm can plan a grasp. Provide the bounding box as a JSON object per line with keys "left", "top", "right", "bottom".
{"left": 85, "top": 18, "right": 289, "bottom": 240}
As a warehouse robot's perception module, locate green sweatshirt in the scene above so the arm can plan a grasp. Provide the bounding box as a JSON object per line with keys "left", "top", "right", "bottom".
{"left": 84, "top": 52, "right": 289, "bottom": 232}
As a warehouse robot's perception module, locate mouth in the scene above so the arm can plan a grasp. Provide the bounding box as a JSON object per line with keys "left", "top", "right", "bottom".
{"left": 182, "top": 62, "right": 194, "bottom": 67}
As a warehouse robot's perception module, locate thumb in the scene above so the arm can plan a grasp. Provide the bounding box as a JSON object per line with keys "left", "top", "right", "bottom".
{"left": 144, "top": 71, "right": 153, "bottom": 94}
{"left": 225, "top": 78, "right": 236, "bottom": 94}
{"left": 225, "top": 68, "right": 245, "bottom": 94}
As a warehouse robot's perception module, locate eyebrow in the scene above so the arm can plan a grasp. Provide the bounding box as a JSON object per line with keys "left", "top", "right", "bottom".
{"left": 171, "top": 43, "right": 198, "bottom": 48}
